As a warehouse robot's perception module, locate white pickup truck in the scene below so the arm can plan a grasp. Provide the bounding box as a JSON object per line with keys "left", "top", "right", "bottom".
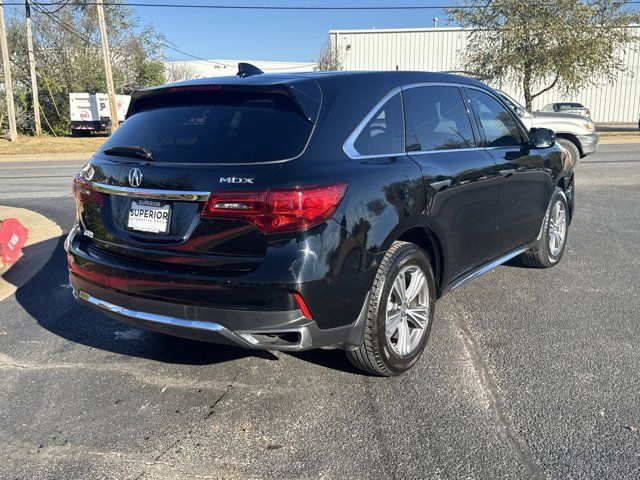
{"left": 69, "top": 93, "right": 131, "bottom": 136}
{"left": 499, "top": 91, "right": 598, "bottom": 166}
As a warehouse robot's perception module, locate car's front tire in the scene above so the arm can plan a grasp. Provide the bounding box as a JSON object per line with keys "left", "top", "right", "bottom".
{"left": 346, "top": 241, "right": 436, "bottom": 376}
{"left": 521, "top": 187, "right": 569, "bottom": 268}
{"left": 556, "top": 138, "right": 580, "bottom": 167}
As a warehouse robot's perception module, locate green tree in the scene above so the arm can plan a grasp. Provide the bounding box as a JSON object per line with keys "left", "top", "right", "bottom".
{"left": 447, "top": 0, "right": 640, "bottom": 109}
{"left": 0, "top": 1, "right": 164, "bottom": 136}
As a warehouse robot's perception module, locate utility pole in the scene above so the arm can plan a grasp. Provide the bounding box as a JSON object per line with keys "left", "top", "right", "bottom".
{"left": 96, "top": 0, "right": 118, "bottom": 132}
{"left": 25, "top": 0, "right": 41, "bottom": 136}
{"left": 0, "top": 1, "right": 17, "bottom": 141}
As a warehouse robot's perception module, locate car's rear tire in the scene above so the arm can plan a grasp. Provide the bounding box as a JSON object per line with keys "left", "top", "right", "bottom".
{"left": 521, "top": 187, "right": 569, "bottom": 268}
{"left": 556, "top": 138, "right": 580, "bottom": 167}
{"left": 346, "top": 241, "right": 436, "bottom": 376}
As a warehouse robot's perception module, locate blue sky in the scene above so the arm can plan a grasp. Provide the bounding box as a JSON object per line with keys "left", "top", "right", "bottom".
{"left": 130, "top": 0, "right": 454, "bottom": 62}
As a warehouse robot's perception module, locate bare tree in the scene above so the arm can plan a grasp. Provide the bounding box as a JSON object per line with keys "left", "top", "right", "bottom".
{"left": 164, "top": 62, "right": 199, "bottom": 83}
{"left": 315, "top": 40, "right": 342, "bottom": 71}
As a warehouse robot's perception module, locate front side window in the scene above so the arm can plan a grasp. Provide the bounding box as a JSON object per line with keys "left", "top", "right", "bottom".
{"left": 466, "top": 89, "right": 524, "bottom": 148}
{"left": 403, "top": 86, "right": 476, "bottom": 152}
{"left": 353, "top": 93, "right": 404, "bottom": 156}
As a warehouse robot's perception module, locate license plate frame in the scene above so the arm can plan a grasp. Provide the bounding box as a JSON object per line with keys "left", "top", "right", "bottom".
{"left": 126, "top": 199, "right": 172, "bottom": 234}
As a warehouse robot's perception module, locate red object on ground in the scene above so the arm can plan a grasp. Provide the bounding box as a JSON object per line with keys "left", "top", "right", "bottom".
{"left": 0, "top": 218, "right": 29, "bottom": 265}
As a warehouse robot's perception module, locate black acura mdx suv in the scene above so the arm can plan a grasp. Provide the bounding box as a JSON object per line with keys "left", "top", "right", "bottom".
{"left": 66, "top": 69, "right": 574, "bottom": 376}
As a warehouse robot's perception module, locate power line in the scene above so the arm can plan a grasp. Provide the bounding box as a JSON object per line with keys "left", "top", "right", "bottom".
{"left": 163, "top": 41, "right": 315, "bottom": 70}
{"left": 163, "top": 41, "right": 234, "bottom": 67}
{"left": 32, "top": 0, "right": 70, "bottom": 15}
{"left": 31, "top": 3, "right": 101, "bottom": 47}
{"left": 2, "top": 1, "right": 638, "bottom": 10}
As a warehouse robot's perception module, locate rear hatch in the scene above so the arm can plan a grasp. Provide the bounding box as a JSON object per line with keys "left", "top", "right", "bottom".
{"left": 74, "top": 79, "right": 321, "bottom": 274}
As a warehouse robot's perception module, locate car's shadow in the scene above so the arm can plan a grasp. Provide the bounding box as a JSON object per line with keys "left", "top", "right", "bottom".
{"left": 12, "top": 237, "right": 278, "bottom": 366}
{"left": 12, "top": 236, "right": 361, "bottom": 373}
{"left": 504, "top": 256, "right": 530, "bottom": 269}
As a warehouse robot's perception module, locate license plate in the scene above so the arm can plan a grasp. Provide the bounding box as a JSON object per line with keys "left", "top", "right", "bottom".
{"left": 127, "top": 200, "right": 171, "bottom": 234}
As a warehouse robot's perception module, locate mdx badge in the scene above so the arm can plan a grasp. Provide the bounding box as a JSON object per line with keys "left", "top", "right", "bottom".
{"left": 128, "top": 168, "right": 143, "bottom": 187}
{"left": 220, "top": 177, "right": 255, "bottom": 184}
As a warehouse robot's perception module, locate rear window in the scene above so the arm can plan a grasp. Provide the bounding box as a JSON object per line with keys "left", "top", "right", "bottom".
{"left": 99, "top": 90, "right": 314, "bottom": 164}
{"left": 557, "top": 103, "right": 584, "bottom": 110}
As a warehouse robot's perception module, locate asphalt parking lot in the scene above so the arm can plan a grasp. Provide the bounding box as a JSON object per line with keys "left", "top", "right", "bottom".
{"left": 0, "top": 144, "right": 639, "bottom": 479}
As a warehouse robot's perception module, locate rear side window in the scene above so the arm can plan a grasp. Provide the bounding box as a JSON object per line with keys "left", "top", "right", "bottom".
{"left": 99, "top": 90, "right": 314, "bottom": 164}
{"left": 353, "top": 93, "right": 404, "bottom": 156}
{"left": 466, "top": 89, "right": 524, "bottom": 147}
{"left": 403, "top": 86, "right": 475, "bottom": 152}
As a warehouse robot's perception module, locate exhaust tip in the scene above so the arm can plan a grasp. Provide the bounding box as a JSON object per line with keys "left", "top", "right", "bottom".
{"left": 237, "top": 327, "right": 311, "bottom": 350}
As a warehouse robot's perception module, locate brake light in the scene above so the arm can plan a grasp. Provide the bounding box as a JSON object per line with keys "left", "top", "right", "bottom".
{"left": 72, "top": 175, "right": 104, "bottom": 206}
{"left": 201, "top": 190, "right": 267, "bottom": 229}
{"left": 168, "top": 85, "right": 223, "bottom": 92}
{"left": 268, "top": 184, "right": 347, "bottom": 233}
{"left": 201, "top": 183, "right": 347, "bottom": 234}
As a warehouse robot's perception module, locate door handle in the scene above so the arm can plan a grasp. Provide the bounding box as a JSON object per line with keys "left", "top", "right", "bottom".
{"left": 499, "top": 169, "right": 516, "bottom": 178}
{"left": 430, "top": 179, "right": 451, "bottom": 191}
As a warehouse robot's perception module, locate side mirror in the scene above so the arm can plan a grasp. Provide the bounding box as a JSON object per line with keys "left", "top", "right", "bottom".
{"left": 529, "top": 127, "right": 556, "bottom": 149}
{"left": 514, "top": 106, "right": 527, "bottom": 117}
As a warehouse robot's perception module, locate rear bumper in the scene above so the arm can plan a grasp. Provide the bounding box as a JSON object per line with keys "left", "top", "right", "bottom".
{"left": 577, "top": 132, "right": 599, "bottom": 156}
{"left": 71, "top": 274, "right": 363, "bottom": 351}
{"left": 66, "top": 226, "right": 368, "bottom": 351}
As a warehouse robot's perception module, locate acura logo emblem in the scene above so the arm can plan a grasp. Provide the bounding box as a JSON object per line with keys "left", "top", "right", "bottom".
{"left": 128, "top": 168, "right": 142, "bottom": 187}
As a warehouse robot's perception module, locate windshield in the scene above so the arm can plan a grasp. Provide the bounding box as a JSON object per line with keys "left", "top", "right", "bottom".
{"left": 98, "top": 91, "right": 314, "bottom": 164}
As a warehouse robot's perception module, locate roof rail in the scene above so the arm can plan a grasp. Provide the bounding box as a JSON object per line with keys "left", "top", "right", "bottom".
{"left": 440, "top": 70, "right": 492, "bottom": 81}
{"left": 237, "top": 63, "right": 264, "bottom": 78}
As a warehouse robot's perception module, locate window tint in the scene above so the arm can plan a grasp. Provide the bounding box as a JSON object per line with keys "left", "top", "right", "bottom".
{"left": 467, "top": 89, "right": 524, "bottom": 147}
{"left": 353, "top": 93, "right": 404, "bottom": 156}
{"left": 557, "top": 103, "right": 584, "bottom": 110}
{"left": 403, "top": 86, "right": 475, "bottom": 152}
{"left": 100, "top": 91, "right": 313, "bottom": 164}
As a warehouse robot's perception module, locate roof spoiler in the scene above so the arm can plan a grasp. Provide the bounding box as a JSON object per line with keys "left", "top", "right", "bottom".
{"left": 237, "top": 62, "right": 264, "bottom": 78}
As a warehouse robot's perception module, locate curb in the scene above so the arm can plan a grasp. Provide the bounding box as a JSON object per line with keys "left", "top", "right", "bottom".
{"left": 0, "top": 206, "right": 62, "bottom": 302}
{"left": 599, "top": 136, "right": 640, "bottom": 145}
{"left": 0, "top": 153, "right": 90, "bottom": 163}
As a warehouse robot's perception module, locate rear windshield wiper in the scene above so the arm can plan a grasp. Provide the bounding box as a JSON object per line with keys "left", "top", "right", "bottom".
{"left": 102, "top": 145, "right": 153, "bottom": 161}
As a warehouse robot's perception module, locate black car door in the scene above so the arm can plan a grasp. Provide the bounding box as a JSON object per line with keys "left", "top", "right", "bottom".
{"left": 465, "top": 87, "right": 553, "bottom": 256}
{"left": 402, "top": 85, "right": 500, "bottom": 286}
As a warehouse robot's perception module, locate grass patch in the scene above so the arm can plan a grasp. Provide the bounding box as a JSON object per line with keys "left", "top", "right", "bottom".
{"left": 0, "top": 135, "right": 107, "bottom": 155}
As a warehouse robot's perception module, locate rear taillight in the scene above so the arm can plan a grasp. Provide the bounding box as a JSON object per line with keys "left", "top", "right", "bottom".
{"left": 201, "top": 183, "right": 347, "bottom": 234}
{"left": 268, "top": 184, "right": 347, "bottom": 233}
{"left": 72, "top": 175, "right": 104, "bottom": 206}
{"left": 201, "top": 190, "right": 267, "bottom": 229}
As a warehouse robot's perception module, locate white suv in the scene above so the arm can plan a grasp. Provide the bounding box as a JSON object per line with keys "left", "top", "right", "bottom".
{"left": 499, "top": 92, "right": 598, "bottom": 167}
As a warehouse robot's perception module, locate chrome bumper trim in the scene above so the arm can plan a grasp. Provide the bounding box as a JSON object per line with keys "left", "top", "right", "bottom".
{"left": 75, "top": 289, "right": 239, "bottom": 338}
{"left": 73, "top": 289, "right": 314, "bottom": 350}
{"left": 91, "top": 183, "right": 210, "bottom": 202}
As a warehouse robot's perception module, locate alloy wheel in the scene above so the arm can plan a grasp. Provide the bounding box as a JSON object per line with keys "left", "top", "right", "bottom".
{"left": 385, "top": 265, "right": 430, "bottom": 356}
{"left": 548, "top": 200, "right": 567, "bottom": 257}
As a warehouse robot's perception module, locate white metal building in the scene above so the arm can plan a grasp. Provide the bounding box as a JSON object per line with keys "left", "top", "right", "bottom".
{"left": 163, "top": 59, "right": 317, "bottom": 82}
{"left": 330, "top": 27, "right": 640, "bottom": 123}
